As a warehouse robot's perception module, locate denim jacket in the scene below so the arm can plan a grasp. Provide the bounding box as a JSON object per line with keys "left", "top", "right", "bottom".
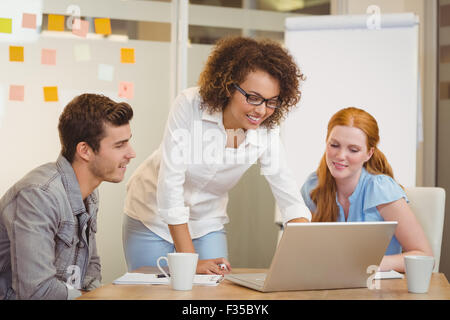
{"left": 0, "top": 155, "right": 101, "bottom": 299}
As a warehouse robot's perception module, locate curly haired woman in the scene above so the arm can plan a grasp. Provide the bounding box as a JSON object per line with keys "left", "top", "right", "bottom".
{"left": 123, "top": 36, "right": 311, "bottom": 274}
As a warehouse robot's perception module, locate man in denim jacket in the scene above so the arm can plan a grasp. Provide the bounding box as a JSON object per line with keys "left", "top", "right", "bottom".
{"left": 0, "top": 94, "right": 136, "bottom": 299}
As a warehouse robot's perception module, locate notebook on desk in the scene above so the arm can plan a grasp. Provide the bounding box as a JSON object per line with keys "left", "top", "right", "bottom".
{"left": 225, "top": 221, "right": 398, "bottom": 292}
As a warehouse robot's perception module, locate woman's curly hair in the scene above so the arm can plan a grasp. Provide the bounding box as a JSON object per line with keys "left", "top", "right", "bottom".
{"left": 198, "top": 36, "right": 304, "bottom": 128}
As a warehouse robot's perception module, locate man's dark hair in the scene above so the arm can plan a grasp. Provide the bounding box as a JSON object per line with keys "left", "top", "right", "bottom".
{"left": 58, "top": 93, "right": 133, "bottom": 163}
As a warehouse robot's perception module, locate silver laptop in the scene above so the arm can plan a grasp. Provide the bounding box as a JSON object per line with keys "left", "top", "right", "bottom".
{"left": 225, "top": 221, "right": 397, "bottom": 292}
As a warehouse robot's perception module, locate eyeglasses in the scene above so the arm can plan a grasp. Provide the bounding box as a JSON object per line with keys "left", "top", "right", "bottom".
{"left": 233, "top": 83, "right": 281, "bottom": 109}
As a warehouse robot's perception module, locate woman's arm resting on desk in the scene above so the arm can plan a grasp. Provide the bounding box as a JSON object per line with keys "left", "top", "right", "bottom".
{"left": 168, "top": 223, "right": 232, "bottom": 275}
{"left": 377, "top": 198, "right": 433, "bottom": 273}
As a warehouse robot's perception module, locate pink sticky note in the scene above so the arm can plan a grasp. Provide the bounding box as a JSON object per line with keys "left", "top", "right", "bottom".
{"left": 22, "top": 13, "right": 37, "bottom": 29}
{"left": 72, "top": 18, "right": 89, "bottom": 38}
{"left": 9, "top": 85, "right": 25, "bottom": 101}
{"left": 119, "top": 82, "right": 134, "bottom": 99}
{"left": 41, "top": 49, "right": 56, "bottom": 65}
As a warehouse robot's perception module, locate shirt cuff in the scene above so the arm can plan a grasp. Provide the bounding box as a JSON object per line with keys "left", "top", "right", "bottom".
{"left": 159, "top": 206, "right": 190, "bottom": 225}
{"left": 85, "top": 279, "right": 101, "bottom": 291}
{"left": 281, "top": 204, "right": 312, "bottom": 225}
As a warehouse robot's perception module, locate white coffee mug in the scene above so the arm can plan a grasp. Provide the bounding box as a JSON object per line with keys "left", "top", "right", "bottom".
{"left": 404, "top": 255, "right": 435, "bottom": 294}
{"left": 157, "top": 252, "right": 199, "bottom": 291}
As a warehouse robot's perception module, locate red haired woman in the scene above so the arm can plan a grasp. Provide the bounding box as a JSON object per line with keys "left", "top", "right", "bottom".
{"left": 301, "top": 107, "right": 432, "bottom": 272}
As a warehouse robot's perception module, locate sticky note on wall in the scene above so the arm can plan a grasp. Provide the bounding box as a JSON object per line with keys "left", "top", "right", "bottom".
{"left": 43, "top": 86, "right": 58, "bottom": 102}
{"left": 0, "top": 18, "right": 12, "bottom": 33}
{"left": 72, "top": 19, "right": 89, "bottom": 37}
{"left": 22, "top": 13, "right": 37, "bottom": 29}
{"left": 48, "top": 14, "right": 64, "bottom": 31}
{"left": 9, "top": 85, "right": 24, "bottom": 101}
{"left": 9, "top": 46, "right": 24, "bottom": 62}
{"left": 74, "top": 44, "right": 91, "bottom": 61}
{"left": 41, "top": 49, "right": 56, "bottom": 65}
{"left": 121, "top": 48, "right": 135, "bottom": 64}
{"left": 98, "top": 64, "right": 114, "bottom": 81}
{"left": 119, "top": 82, "right": 134, "bottom": 99}
{"left": 94, "top": 18, "right": 111, "bottom": 35}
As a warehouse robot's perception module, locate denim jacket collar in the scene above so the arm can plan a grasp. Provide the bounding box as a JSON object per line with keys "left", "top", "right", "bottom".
{"left": 55, "top": 154, "right": 98, "bottom": 216}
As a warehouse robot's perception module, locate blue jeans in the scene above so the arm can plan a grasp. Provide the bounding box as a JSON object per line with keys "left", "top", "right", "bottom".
{"left": 122, "top": 214, "right": 228, "bottom": 271}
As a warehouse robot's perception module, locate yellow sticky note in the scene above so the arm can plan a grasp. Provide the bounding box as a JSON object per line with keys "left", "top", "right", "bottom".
{"left": 94, "top": 18, "right": 111, "bottom": 35}
{"left": 48, "top": 14, "right": 65, "bottom": 31}
{"left": 43, "top": 86, "right": 58, "bottom": 102}
{"left": 9, "top": 46, "right": 24, "bottom": 62}
{"left": 121, "top": 48, "right": 135, "bottom": 64}
{"left": 0, "top": 18, "right": 12, "bottom": 33}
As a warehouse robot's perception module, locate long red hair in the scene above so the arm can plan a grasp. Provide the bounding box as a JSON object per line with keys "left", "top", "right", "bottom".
{"left": 310, "top": 107, "right": 394, "bottom": 222}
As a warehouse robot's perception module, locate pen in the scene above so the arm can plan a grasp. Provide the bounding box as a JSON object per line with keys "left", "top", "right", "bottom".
{"left": 218, "top": 263, "right": 227, "bottom": 271}
{"left": 157, "top": 273, "right": 170, "bottom": 278}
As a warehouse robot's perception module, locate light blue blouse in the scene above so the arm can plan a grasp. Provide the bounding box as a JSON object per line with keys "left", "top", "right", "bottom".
{"left": 300, "top": 167, "right": 407, "bottom": 255}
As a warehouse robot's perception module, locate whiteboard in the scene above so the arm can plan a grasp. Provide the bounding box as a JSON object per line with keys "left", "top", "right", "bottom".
{"left": 283, "top": 13, "right": 419, "bottom": 189}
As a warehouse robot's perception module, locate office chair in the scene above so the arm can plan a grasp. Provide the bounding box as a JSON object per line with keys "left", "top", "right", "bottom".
{"left": 404, "top": 187, "right": 446, "bottom": 273}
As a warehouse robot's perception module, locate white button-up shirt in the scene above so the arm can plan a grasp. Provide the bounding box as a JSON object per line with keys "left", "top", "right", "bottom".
{"left": 124, "top": 87, "right": 311, "bottom": 243}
